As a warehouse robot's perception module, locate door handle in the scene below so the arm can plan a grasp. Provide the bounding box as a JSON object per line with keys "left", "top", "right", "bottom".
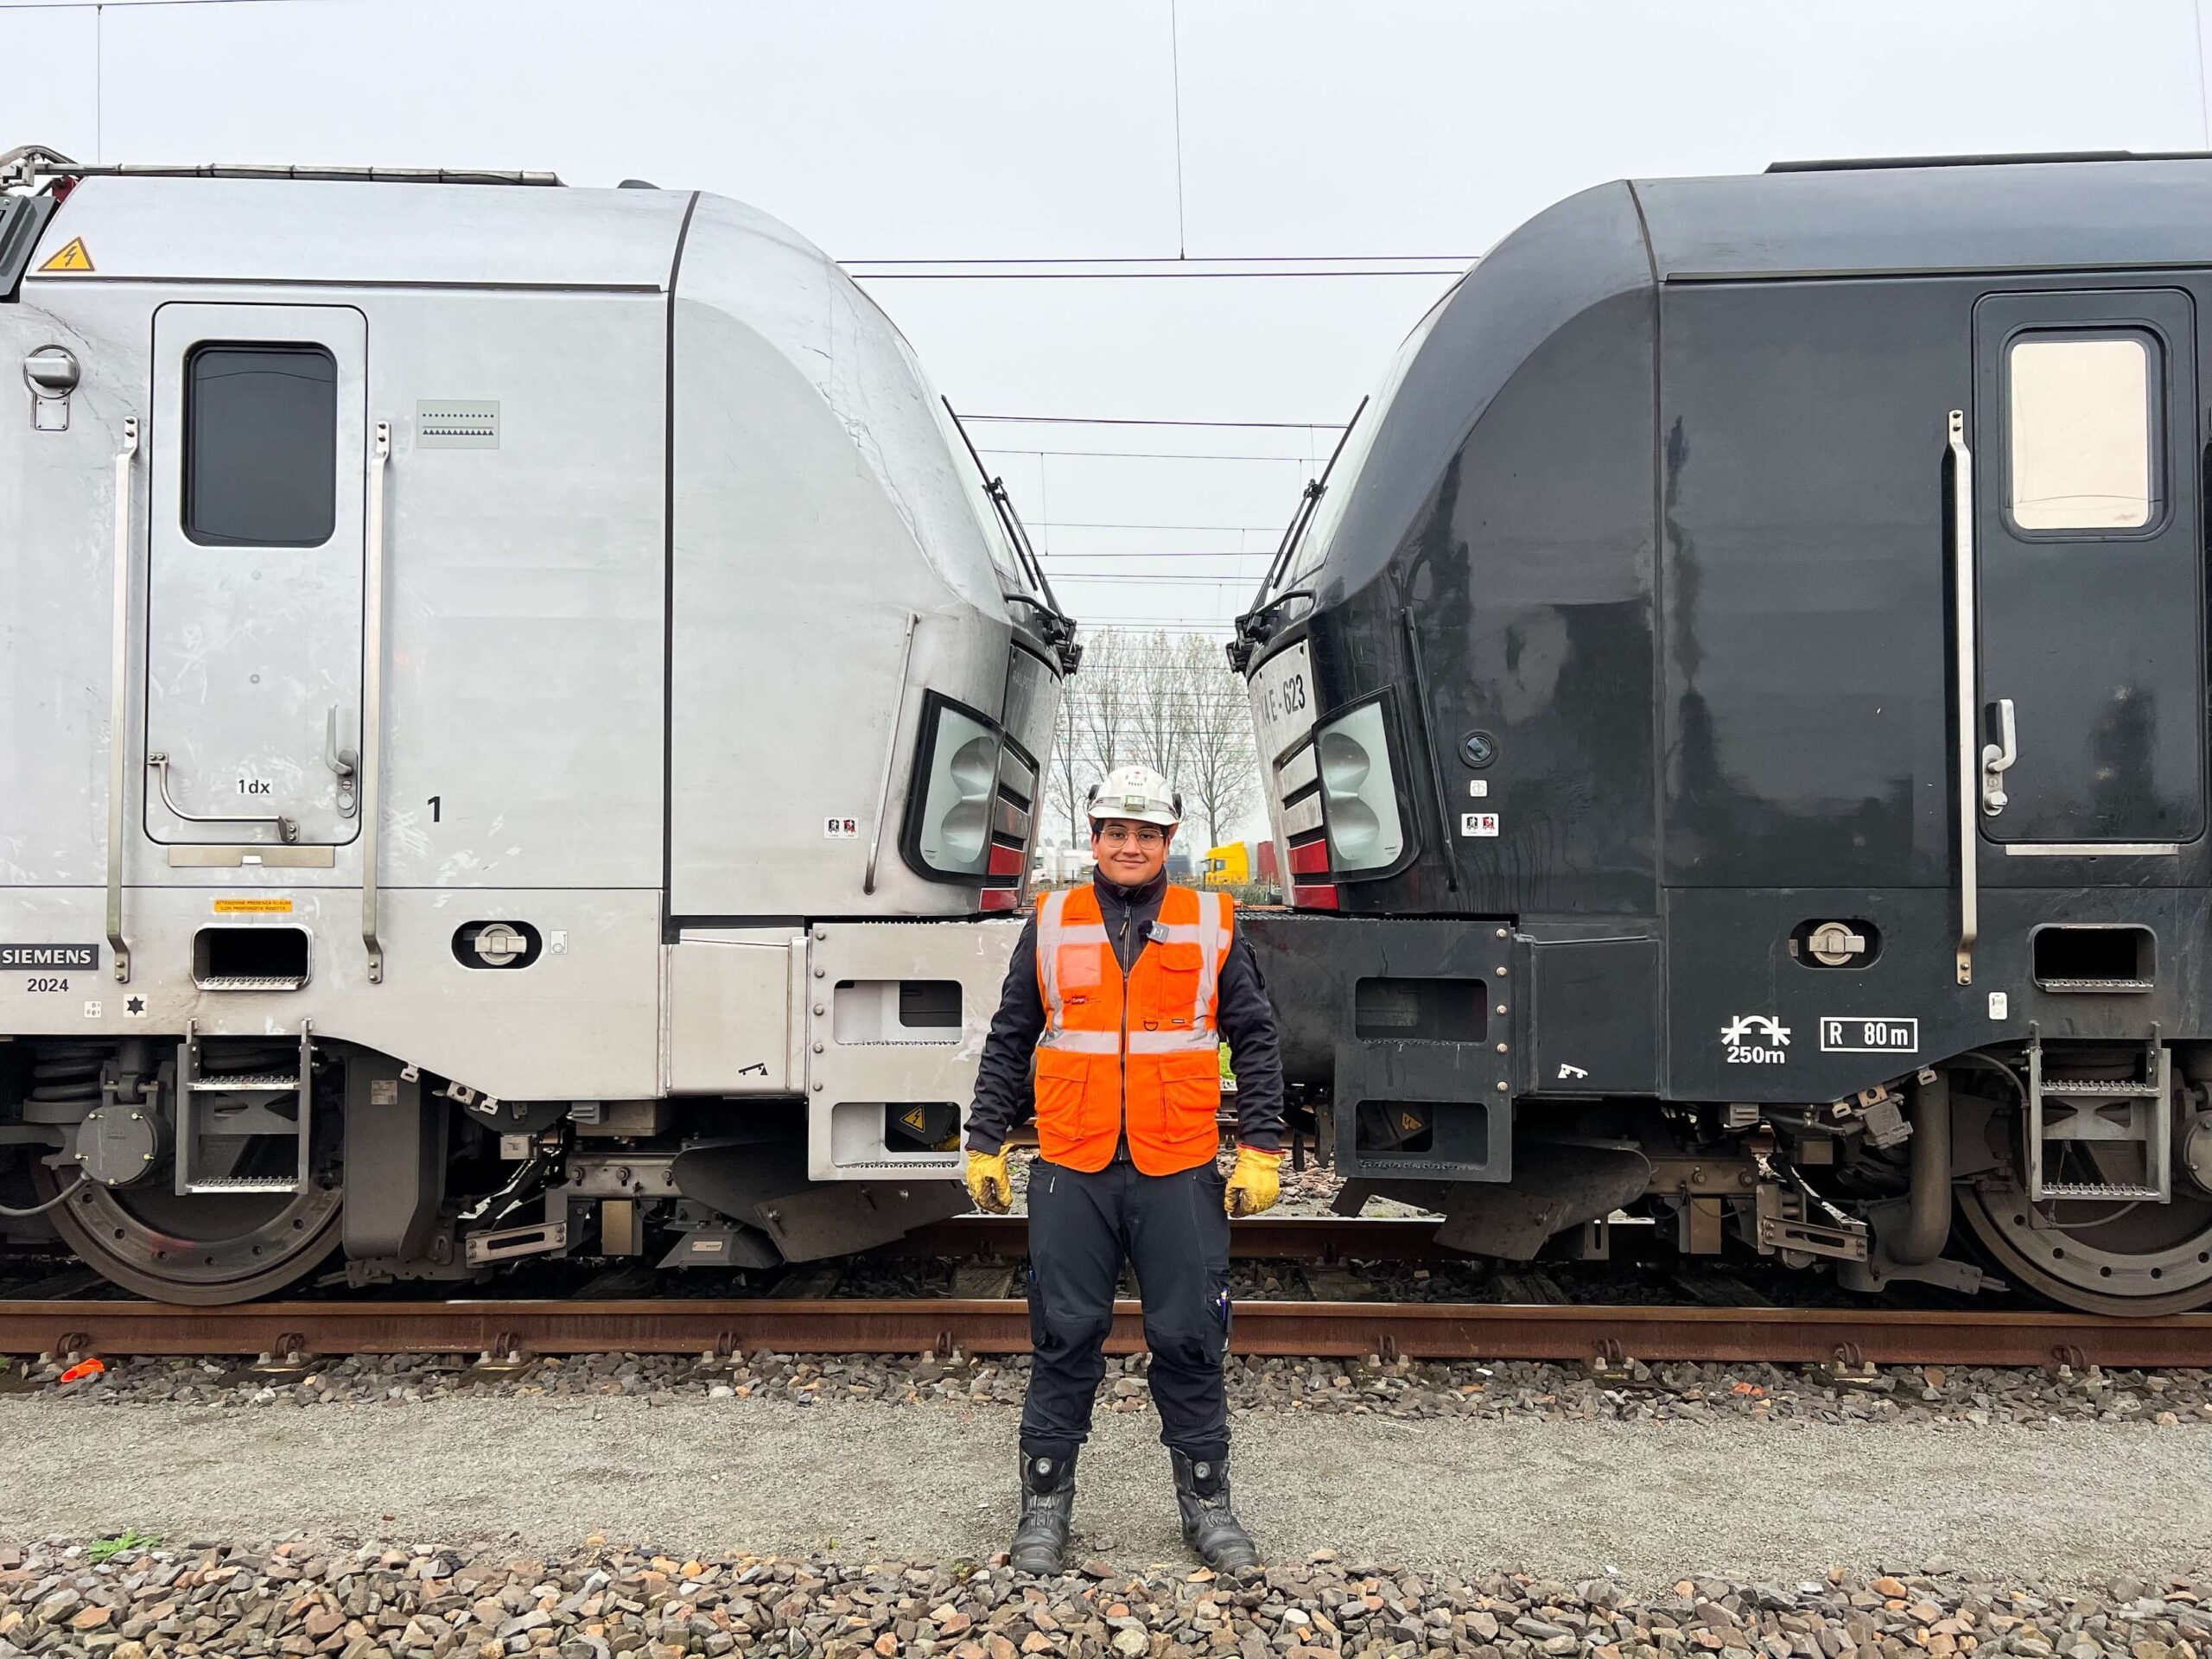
{"left": 1980, "top": 697, "right": 2017, "bottom": 816}
{"left": 326, "top": 704, "right": 359, "bottom": 818}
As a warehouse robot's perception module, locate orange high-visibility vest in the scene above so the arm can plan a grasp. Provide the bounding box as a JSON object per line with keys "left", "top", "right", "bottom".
{"left": 1032, "top": 883, "right": 1233, "bottom": 1176}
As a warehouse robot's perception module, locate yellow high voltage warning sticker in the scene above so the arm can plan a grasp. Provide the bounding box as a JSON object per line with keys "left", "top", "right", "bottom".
{"left": 899, "top": 1106, "right": 929, "bottom": 1135}
{"left": 37, "top": 238, "right": 94, "bottom": 273}
{"left": 213, "top": 897, "right": 293, "bottom": 915}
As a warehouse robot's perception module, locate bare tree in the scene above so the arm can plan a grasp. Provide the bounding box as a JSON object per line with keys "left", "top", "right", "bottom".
{"left": 1124, "top": 630, "right": 1191, "bottom": 785}
{"left": 1046, "top": 683, "right": 1085, "bottom": 845}
{"left": 1072, "top": 629, "right": 1135, "bottom": 795}
{"left": 1171, "top": 633, "right": 1260, "bottom": 848}
{"left": 1040, "top": 628, "right": 1260, "bottom": 855}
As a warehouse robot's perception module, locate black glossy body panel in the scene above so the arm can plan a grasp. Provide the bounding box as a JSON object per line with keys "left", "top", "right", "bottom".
{"left": 1294, "top": 182, "right": 1659, "bottom": 918}
{"left": 1245, "top": 158, "right": 2212, "bottom": 1132}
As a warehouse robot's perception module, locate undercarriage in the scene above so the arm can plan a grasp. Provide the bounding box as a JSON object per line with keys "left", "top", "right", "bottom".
{"left": 0, "top": 1033, "right": 963, "bottom": 1305}
{"left": 10, "top": 1028, "right": 2212, "bottom": 1313}
{"left": 1315, "top": 1037, "right": 2212, "bottom": 1318}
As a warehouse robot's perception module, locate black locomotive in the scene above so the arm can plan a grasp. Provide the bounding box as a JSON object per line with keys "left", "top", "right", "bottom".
{"left": 1233, "top": 153, "right": 2212, "bottom": 1314}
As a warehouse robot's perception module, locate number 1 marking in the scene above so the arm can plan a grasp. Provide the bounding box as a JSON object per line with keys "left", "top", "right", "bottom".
{"left": 427, "top": 796, "right": 442, "bottom": 823}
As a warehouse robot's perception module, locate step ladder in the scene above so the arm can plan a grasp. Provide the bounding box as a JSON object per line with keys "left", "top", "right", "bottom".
{"left": 2025, "top": 1029, "right": 2171, "bottom": 1204}
{"left": 174, "top": 1018, "right": 315, "bottom": 1196}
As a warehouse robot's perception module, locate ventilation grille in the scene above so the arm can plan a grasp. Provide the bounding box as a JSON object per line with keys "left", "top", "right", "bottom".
{"left": 416, "top": 399, "right": 500, "bottom": 449}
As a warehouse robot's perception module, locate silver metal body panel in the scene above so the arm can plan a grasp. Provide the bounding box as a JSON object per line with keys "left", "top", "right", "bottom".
{"left": 0, "top": 886, "right": 660, "bottom": 1098}
{"left": 664, "top": 928, "right": 802, "bottom": 1095}
{"left": 3, "top": 174, "right": 1062, "bottom": 1173}
{"left": 803, "top": 918, "right": 1027, "bottom": 1181}
{"left": 668, "top": 196, "right": 1029, "bottom": 917}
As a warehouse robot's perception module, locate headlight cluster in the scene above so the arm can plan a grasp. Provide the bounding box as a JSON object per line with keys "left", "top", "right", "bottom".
{"left": 917, "top": 704, "right": 1001, "bottom": 875}
{"left": 903, "top": 690, "right": 1038, "bottom": 907}
{"left": 1315, "top": 701, "right": 1404, "bottom": 874}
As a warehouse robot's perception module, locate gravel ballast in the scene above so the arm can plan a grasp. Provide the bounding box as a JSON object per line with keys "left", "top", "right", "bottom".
{"left": 4, "top": 1536, "right": 2212, "bottom": 1659}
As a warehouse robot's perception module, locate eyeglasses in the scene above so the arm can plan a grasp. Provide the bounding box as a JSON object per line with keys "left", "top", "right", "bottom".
{"left": 1096, "top": 824, "right": 1166, "bottom": 848}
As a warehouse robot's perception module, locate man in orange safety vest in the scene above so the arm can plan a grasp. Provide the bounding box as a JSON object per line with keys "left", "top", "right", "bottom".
{"left": 963, "top": 763, "right": 1287, "bottom": 1576}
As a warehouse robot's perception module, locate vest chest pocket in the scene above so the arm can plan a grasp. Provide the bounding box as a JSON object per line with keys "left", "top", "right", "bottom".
{"left": 1139, "top": 941, "right": 1205, "bottom": 1029}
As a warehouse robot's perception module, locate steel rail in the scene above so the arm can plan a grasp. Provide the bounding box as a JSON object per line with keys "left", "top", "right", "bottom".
{"left": 5, "top": 1298, "right": 2212, "bottom": 1369}
{"left": 888, "top": 1215, "right": 1455, "bottom": 1263}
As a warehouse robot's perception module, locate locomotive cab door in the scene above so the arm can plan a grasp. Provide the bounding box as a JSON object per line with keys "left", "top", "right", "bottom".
{"left": 1971, "top": 289, "right": 2203, "bottom": 852}
{"left": 143, "top": 302, "right": 369, "bottom": 848}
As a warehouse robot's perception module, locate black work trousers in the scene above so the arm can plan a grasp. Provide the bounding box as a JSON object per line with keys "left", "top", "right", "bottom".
{"left": 1020, "top": 1156, "right": 1232, "bottom": 1464}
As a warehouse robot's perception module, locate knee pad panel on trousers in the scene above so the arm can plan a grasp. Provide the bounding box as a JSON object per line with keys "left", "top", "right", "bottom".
{"left": 1141, "top": 1278, "right": 1230, "bottom": 1370}
{"left": 1027, "top": 1265, "right": 1114, "bottom": 1355}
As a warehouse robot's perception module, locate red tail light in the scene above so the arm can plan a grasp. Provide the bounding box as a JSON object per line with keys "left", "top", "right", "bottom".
{"left": 1290, "top": 883, "right": 1340, "bottom": 910}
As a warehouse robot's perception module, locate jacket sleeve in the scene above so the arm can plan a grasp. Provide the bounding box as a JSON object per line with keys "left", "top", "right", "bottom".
{"left": 964, "top": 915, "right": 1044, "bottom": 1155}
{"left": 1217, "top": 925, "right": 1287, "bottom": 1154}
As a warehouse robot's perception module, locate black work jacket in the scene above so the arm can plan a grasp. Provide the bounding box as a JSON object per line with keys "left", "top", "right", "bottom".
{"left": 964, "top": 868, "right": 1287, "bottom": 1158}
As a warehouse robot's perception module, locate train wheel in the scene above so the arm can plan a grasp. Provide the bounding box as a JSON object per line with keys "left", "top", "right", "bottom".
{"left": 35, "top": 1156, "right": 343, "bottom": 1305}
{"left": 1956, "top": 1175, "right": 2212, "bottom": 1317}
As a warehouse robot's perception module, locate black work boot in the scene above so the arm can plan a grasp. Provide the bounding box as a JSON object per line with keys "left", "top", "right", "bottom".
{"left": 1170, "top": 1449, "right": 1259, "bottom": 1571}
{"left": 1009, "top": 1449, "right": 1076, "bottom": 1574}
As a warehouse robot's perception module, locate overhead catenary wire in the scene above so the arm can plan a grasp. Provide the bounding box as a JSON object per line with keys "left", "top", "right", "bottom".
{"left": 982, "top": 448, "right": 1319, "bottom": 463}
{"left": 849, "top": 268, "right": 1459, "bottom": 280}
{"left": 965, "top": 415, "right": 1348, "bottom": 430}
{"left": 1049, "top": 572, "right": 1260, "bottom": 583}
{"left": 841, "top": 253, "right": 1478, "bottom": 265}
{"left": 1038, "top": 520, "right": 1287, "bottom": 532}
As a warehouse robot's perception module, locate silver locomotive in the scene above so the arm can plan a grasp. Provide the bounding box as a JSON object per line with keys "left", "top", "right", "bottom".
{"left": 0, "top": 146, "right": 1074, "bottom": 1302}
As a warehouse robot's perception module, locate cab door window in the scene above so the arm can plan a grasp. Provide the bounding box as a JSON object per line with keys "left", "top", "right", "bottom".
{"left": 182, "top": 342, "right": 337, "bottom": 546}
{"left": 2005, "top": 330, "right": 2159, "bottom": 533}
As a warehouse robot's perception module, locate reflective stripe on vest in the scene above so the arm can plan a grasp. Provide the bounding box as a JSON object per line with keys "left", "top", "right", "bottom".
{"left": 1030, "top": 882, "right": 1233, "bottom": 1175}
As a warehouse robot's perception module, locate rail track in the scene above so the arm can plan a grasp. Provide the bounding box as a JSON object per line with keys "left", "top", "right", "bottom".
{"left": 6, "top": 1217, "right": 2212, "bottom": 1371}
{"left": 2, "top": 1294, "right": 2209, "bottom": 1370}
{"left": 893, "top": 1214, "right": 1455, "bottom": 1262}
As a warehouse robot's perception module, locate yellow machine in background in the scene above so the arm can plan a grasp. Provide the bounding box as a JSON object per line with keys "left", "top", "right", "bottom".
{"left": 1202, "top": 843, "right": 1249, "bottom": 887}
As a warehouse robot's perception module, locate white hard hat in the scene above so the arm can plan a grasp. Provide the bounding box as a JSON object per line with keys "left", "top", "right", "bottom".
{"left": 1087, "top": 763, "right": 1183, "bottom": 829}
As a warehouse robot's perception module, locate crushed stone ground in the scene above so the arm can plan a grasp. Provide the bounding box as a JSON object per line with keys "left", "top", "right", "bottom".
{"left": 3, "top": 1395, "right": 2209, "bottom": 1592}
{"left": 10, "top": 1539, "right": 2210, "bottom": 1659}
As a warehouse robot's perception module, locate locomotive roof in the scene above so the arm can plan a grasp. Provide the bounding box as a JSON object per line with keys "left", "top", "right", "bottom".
{"left": 1635, "top": 154, "right": 2212, "bottom": 280}
{"left": 1266, "top": 153, "right": 2212, "bottom": 616}
{"left": 23, "top": 173, "right": 699, "bottom": 289}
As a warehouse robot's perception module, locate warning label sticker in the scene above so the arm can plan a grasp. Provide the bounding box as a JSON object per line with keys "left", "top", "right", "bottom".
{"left": 37, "top": 238, "right": 94, "bottom": 273}
{"left": 213, "top": 897, "right": 294, "bottom": 915}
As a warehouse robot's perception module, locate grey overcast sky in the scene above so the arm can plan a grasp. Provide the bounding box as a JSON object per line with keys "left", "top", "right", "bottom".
{"left": 7, "top": 0, "right": 2210, "bottom": 640}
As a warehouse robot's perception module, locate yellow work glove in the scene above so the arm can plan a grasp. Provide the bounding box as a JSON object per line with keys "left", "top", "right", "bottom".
{"left": 965, "top": 1148, "right": 1013, "bottom": 1214}
{"left": 1224, "top": 1145, "right": 1283, "bottom": 1217}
